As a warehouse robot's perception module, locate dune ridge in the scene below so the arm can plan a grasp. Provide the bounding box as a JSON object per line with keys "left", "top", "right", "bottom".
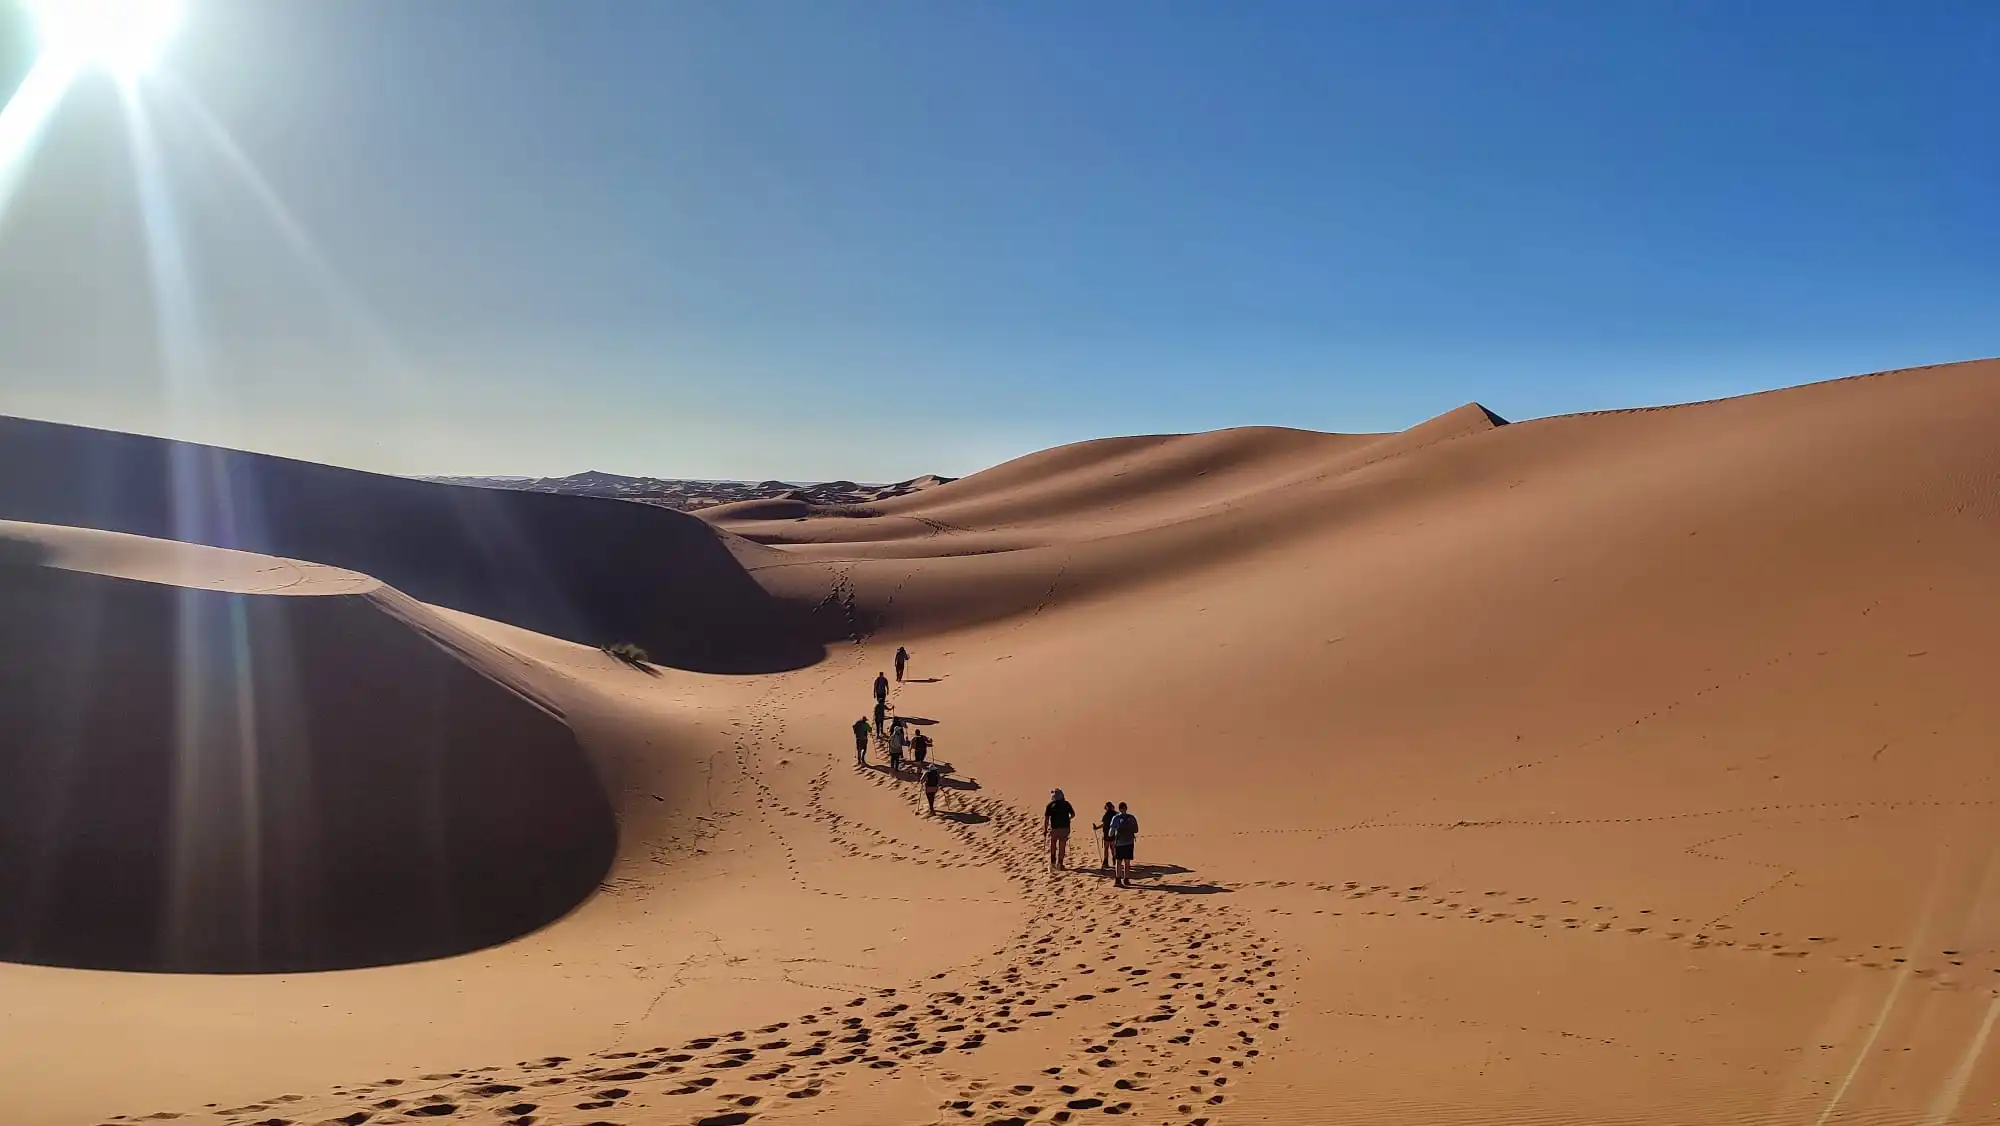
{"left": 0, "top": 415, "right": 822, "bottom": 672}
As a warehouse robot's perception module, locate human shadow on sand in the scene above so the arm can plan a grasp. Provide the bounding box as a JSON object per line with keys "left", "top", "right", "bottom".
{"left": 936, "top": 809, "right": 991, "bottom": 825}
{"left": 1070, "top": 863, "right": 1231, "bottom": 895}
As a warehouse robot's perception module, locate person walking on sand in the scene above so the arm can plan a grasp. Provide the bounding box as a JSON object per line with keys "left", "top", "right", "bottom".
{"left": 852, "top": 716, "right": 871, "bottom": 765}
{"left": 922, "top": 764, "right": 943, "bottom": 814}
{"left": 1044, "top": 789, "right": 1076, "bottom": 870}
{"left": 887, "top": 717, "right": 907, "bottom": 775}
{"left": 910, "top": 728, "right": 932, "bottom": 768}
{"left": 873, "top": 671, "right": 890, "bottom": 706}
{"left": 894, "top": 646, "right": 910, "bottom": 682}
{"left": 1094, "top": 801, "right": 1117, "bottom": 871}
{"left": 1110, "top": 802, "right": 1140, "bottom": 887}
{"left": 873, "top": 699, "right": 889, "bottom": 742}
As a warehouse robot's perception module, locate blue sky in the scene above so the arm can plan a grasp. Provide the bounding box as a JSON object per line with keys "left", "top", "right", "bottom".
{"left": 0, "top": 1, "right": 1994, "bottom": 481}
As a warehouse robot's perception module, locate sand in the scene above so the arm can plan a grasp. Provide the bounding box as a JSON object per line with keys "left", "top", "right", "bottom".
{"left": 2, "top": 358, "right": 2000, "bottom": 1124}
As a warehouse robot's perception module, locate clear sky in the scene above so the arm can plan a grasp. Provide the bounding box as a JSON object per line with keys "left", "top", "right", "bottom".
{"left": 0, "top": 2, "right": 1994, "bottom": 482}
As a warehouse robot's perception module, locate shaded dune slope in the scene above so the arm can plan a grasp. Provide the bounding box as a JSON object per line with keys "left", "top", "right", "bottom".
{"left": 0, "top": 524, "right": 616, "bottom": 973}
{"left": 0, "top": 417, "right": 820, "bottom": 673}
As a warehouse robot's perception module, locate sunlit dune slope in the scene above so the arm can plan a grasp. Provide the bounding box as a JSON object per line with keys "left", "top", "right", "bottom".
{"left": 0, "top": 521, "right": 614, "bottom": 973}
{"left": 0, "top": 416, "right": 819, "bottom": 672}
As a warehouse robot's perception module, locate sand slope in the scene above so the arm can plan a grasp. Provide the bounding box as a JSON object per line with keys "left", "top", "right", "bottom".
{"left": 4, "top": 359, "right": 2000, "bottom": 1125}
{"left": 0, "top": 521, "right": 612, "bottom": 973}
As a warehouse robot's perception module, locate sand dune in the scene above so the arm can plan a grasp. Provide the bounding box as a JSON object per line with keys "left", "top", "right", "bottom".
{"left": 4, "top": 359, "right": 2000, "bottom": 1124}
{"left": 0, "top": 416, "right": 822, "bottom": 672}
{"left": 0, "top": 521, "right": 612, "bottom": 973}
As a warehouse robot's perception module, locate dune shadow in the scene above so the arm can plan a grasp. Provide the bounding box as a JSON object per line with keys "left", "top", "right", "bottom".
{"left": 0, "top": 416, "right": 824, "bottom": 673}
{"left": 0, "top": 536, "right": 52, "bottom": 570}
{"left": 0, "top": 567, "right": 616, "bottom": 973}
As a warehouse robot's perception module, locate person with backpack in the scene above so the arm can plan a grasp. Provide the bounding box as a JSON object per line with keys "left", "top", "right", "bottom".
{"left": 922, "top": 764, "right": 943, "bottom": 814}
{"left": 910, "top": 728, "right": 932, "bottom": 768}
{"left": 1096, "top": 800, "right": 1128, "bottom": 872}
{"left": 894, "top": 646, "right": 910, "bottom": 683}
{"left": 887, "top": 717, "right": 907, "bottom": 775}
{"left": 852, "top": 716, "right": 871, "bottom": 765}
{"left": 1110, "top": 802, "right": 1140, "bottom": 887}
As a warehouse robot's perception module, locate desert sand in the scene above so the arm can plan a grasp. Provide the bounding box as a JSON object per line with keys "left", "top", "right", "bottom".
{"left": 3, "top": 358, "right": 2000, "bottom": 1125}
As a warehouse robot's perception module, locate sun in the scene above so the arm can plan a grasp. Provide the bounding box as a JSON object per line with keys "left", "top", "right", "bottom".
{"left": 25, "top": 0, "right": 186, "bottom": 79}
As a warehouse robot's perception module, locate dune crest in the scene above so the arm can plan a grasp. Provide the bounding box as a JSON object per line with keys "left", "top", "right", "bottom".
{"left": 0, "top": 416, "right": 823, "bottom": 673}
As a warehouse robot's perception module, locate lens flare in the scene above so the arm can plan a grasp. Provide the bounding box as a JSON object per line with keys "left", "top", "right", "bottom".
{"left": 26, "top": 0, "right": 186, "bottom": 79}
{"left": 0, "top": 56, "right": 78, "bottom": 224}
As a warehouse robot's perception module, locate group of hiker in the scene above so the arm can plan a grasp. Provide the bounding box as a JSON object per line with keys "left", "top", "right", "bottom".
{"left": 853, "top": 647, "right": 947, "bottom": 813}
{"left": 1041, "top": 790, "right": 1142, "bottom": 886}
{"left": 849, "top": 646, "right": 1144, "bottom": 885}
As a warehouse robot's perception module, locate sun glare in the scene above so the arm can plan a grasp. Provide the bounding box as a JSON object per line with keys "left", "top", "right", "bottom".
{"left": 26, "top": 0, "right": 185, "bottom": 79}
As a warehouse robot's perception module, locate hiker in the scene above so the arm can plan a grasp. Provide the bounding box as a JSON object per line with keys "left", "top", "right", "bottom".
{"left": 922, "top": 764, "right": 943, "bottom": 814}
{"left": 887, "top": 718, "right": 907, "bottom": 775}
{"left": 873, "top": 699, "right": 889, "bottom": 741}
{"left": 1111, "top": 802, "right": 1140, "bottom": 887}
{"left": 873, "top": 671, "right": 890, "bottom": 706}
{"left": 894, "top": 646, "right": 910, "bottom": 682}
{"left": 910, "top": 728, "right": 932, "bottom": 767}
{"left": 1094, "top": 801, "right": 1117, "bottom": 871}
{"left": 1044, "top": 788, "right": 1076, "bottom": 870}
{"left": 852, "top": 717, "right": 871, "bottom": 764}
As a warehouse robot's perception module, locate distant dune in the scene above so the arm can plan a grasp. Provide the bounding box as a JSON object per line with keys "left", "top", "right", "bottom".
{"left": 4, "top": 358, "right": 2000, "bottom": 1126}
{"left": 424, "top": 468, "right": 956, "bottom": 511}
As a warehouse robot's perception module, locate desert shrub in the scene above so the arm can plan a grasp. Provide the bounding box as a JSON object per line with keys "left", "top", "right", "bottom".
{"left": 601, "top": 642, "right": 652, "bottom": 669}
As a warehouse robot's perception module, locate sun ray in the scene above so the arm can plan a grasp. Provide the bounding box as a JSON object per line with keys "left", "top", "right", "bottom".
{"left": 0, "top": 56, "right": 81, "bottom": 228}
{"left": 156, "top": 75, "right": 409, "bottom": 374}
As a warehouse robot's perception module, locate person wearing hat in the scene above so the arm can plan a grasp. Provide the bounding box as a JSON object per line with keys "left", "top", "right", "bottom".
{"left": 1043, "top": 788, "right": 1077, "bottom": 870}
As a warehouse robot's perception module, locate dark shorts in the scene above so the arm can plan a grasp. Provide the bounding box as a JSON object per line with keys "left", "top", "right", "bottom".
{"left": 1113, "top": 843, "right": 1134, "bottom": 861}
{"left": 1050, "top": 826, "right": 1071, "bottom": 840}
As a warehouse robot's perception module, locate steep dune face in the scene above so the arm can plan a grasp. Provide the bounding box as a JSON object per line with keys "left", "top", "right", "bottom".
{"left": 0, "top": 524, "right": 615, "bottom": 973}
{"left": 0, "top": 417, "right": 820, "bottom": 672}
